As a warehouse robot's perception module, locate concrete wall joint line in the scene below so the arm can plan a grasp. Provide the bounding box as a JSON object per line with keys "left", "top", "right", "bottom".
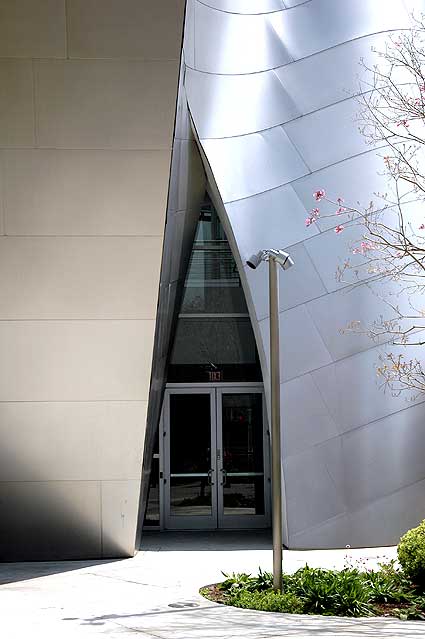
{"left": 31, "top": 59, "right": 38, "bottom": 149}
{"left": 0, "top": 153, "right": 5, "bottom": 236}
{"left": 64, "top": 0, "right": 70, "bottom": 60}
{"left": 99, "top": 480, "right": 103, "bottom": 557}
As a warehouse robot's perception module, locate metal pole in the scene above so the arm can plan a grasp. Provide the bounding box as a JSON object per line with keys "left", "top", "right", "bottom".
{"left": 269, "top": 256, "right": 283, "bottom": 591}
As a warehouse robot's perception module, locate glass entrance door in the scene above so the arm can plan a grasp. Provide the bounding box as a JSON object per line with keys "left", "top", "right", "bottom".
{"left": 163, "top": 389, "right": 217, "bottom": 529}
{"left": 163, "top": 386, "right": 270, "bottom": 530}
{"left": 217, "top": 389, "right": 269, "bottom": 528}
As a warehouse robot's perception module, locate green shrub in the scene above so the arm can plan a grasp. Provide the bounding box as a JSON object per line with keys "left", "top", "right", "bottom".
{"left": 220, "top": 569, "right": 274, "bottom": 593}
{"left": 228, "top": 589, "right": 304, "bottom": 614}
{"left": 290, "top": 566, "right": 374, "bottom": 617}
{"left": 210, "top": 559, "right": 425, "bottom": 619}
{"left": 398, "top": 520, "right": 425, "bottom": 584}
{"left": 365, "top": 561, "right": 413, "bottom": 603}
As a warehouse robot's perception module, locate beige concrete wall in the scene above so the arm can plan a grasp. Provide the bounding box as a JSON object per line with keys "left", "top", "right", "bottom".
{"left": 0, "top": 0, "right": 185, "bottom": 559}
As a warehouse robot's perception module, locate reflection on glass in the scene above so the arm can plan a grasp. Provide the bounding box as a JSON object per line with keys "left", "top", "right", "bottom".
{"left": 222, "top": 476, "right": 264, "bottom": 515}
{"left": 170, "top": 317, "right": 258, "bottom": 366}
{"left": 222, "top": 393, "right": 265, "bottom": 516}
{"left": 144, "top": 457, "right": 160, "bottom": 526}
{"left": 143, "top": 430, "right": 160, "bottom": 527}
{"left": 222, "top": 394, "right": 263, "bottom": 473}
{"left": 169, "top": 394, "right": 212, "bottom": 517}
{"left": 167, "top": 196, "right": 262, "bottom": 384}
{"left": 170, "top": 394, "right": 211, "bottom": 474}
{"left": 168, "top": 318, "right": 261, "bottom": 383}
{"left": 181, "top": 199, "right": 246, "bottom": 314}
{"left": 170, "top": 478, "right": 212, "bottom": 516}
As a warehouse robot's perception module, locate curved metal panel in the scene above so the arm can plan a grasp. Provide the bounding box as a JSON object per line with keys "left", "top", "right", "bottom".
{"left": 283, "top": 97, "right": 371, "bottom": 172}
{"left": 274, "top": 33, "right": 385, "bottom": 116}
{"left": 193, "top": 0, "right": 411, "bottom": 75}
{"left": 311, "top": 338, "right": 425, "bottom": 434}
{"left": 306, "top": 281, "right": 407, "bottom": 361}
{"left": 194, "top": 2, "right": 292, "bottom": 74}
{"left": 291, "top": 149, "right": 392, "bottom": 231}
{"left": 187, "top": 34, "right": 387, "bottom": 140}
{"left": 285, "top": 437, "right": 345, "bottom": 535}
{"left": 225, "top": 183, "right": 318, "bottom": 257}
{"left": 182, "top": 0, "right": 425, "bottom": 549}
{"left": 259, "top": 304, "right": 332, "bottom": 383}
{"left": 303, "top": 223, "right": 372, "bottom": 292}
{"left": 284, "top": 0, "right": 312, "bottom": 6}
{"left": 281, "top": 373, "right": 339, "bottom": 459}
{"left": 198, "top": 0, "right": 286, "bottom": 13}
{"left": 268, "top": 0, "right": 410, "bottom": 63}
{"left": 202, "top": 127, "right": 309, "bottom": 202}
{"left": 186, "top": 68, "right": 300, "bottom": 138}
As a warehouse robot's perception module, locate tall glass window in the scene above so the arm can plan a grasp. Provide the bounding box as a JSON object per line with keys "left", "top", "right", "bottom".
{"left": 168, "top": 197, "right": 262, "bottom": 383}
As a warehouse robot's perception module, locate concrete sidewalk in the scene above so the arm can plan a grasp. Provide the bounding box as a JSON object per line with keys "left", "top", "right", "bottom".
{"left": 0, "top": 532, "right": 423, "bottom": 638}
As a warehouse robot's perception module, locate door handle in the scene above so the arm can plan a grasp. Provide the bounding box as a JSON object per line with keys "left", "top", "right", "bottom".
{"left": 208, "top": 469, "right": 214, "bottom": 485}
{"left": 221, "top": 469, "right": 227, "bottom": 486}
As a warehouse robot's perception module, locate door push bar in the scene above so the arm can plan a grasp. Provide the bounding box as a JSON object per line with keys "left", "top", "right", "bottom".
{"left": 207, "top": 469, "right": 214, "bottom": 485}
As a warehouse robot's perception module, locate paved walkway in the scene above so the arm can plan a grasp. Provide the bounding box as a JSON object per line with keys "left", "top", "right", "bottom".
{"left": 0, "top": 532, "right": 423, "bottom": 638}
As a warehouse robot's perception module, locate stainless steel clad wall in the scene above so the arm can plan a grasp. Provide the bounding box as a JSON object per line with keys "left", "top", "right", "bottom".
{"left": 184, "top": 0, "right": 425, "bottom": 548}
{"left": 136, "top": 59, "right": 206, "bottom": 543}
{"left": 0, "top": 0, "right": 185, "bottom": 559}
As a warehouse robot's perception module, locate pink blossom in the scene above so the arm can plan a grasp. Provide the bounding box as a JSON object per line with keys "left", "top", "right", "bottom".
{"left": 353, "top": 241, "right": 374, "bottom": 254}
{"left": 419, "top": 224, "right": 425, "bottom": 230}
{"left": 336, "top": 207, "right": 346, "bottom": 215}
{"left": 396, "top": 119, "right": 409, "bottom": 128}
{"left": 335, "top": 225, "right": 344, "bottom": 234}
{"left": 313, "top": 189, "right": 326, "bottom": 201}
{"left": 305, "top": 207, "right": 321, "bottom": 227}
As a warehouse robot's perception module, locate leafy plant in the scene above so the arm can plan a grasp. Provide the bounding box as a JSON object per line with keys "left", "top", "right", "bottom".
{"left": 252, "top": 567, "right": 273, "bottom": 591}
{"left": 208, "top": 561, "right": 425, "bottom": 619}
{"left": 398, "top": 520, "right": 425, "bottom": 585}
{"left": 290, "top": 566, "right": 374, "bottom": 617}
{"left": 220, "top": 572, "right": 254, "bottom": 592}
{"left": 391, "top": 599, "right": 425, "bottom": 621}
{"left": 365, "top": 561, "right": 414, "bottom": 603}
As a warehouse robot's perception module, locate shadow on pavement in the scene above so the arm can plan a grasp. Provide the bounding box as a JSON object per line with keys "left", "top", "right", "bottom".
{"left": 0, "top": 557, "right": 123, "bottom": 586}
{"left": 140, "top": 530, "right": 273, "bottom": 552}
{"left": 76, "top": 604, "right": 425, "bottom": 638}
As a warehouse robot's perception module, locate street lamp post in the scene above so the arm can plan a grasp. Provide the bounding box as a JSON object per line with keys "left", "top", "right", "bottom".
{"left": 246, "top": 249, "right": 294, "bottom": 591}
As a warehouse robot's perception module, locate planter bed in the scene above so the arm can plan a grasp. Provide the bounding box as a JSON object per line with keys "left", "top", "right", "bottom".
{"left": 200, "top": 563, "right": 425, "bottom": 621}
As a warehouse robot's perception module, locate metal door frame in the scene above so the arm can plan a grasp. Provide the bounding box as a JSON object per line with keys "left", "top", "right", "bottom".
{"left": 163, "top": 387, "right": 217, "bottom": 530}
{"left": 161, "top": 383, "right": 271, "bottom": 530}
{"left": 216, "top": 386, "right": 271, "bottom": 529}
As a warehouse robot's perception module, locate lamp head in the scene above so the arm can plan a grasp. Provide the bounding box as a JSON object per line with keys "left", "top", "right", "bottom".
{"left": 246, "top": 249, "right": 294, "bottom": 271}
{"left": 246, "top": 251, "right": 264, "bottom": 270}
{"left": 269, "top": 249, "right": 294, "bottom": 271}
